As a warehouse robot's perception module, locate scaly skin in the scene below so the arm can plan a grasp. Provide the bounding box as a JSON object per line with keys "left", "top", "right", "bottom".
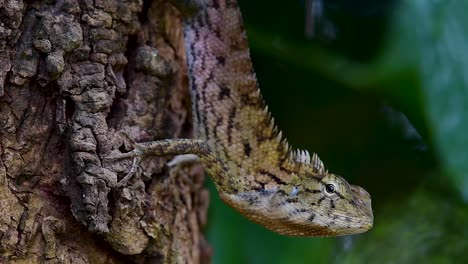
{"left": 112, "top": 0, "right": 373, "bottom": 236}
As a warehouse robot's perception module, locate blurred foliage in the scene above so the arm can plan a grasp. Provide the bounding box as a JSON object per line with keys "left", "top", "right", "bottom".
{"left": 205, "top": 0, "right": 468, "bottom": 263}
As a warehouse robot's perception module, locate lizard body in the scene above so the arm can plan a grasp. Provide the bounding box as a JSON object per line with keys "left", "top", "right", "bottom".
{"left": 113, "top": 0, "right": 373, "bottom": 236}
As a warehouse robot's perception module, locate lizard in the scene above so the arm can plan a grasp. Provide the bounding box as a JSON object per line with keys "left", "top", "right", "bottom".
{"left": 110, "top": 0, "right": 373, "bottom": 237}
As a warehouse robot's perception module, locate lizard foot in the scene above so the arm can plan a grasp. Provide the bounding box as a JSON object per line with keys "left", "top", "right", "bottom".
{"left": 104, "top": 149, "right": 143, "bottom": 188}
{"left": 105, "top": 142, "right": 144, "bottom": 188}
{"left": 115, "top": 153, "right": 141, "bottom": 187}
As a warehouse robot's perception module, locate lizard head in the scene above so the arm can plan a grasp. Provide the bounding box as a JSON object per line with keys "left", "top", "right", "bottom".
{"left": 300, "top": 173, "right": 374, "bottom": 236}
{"left": 219, "top": 172, "right": 373, "bottom": 237}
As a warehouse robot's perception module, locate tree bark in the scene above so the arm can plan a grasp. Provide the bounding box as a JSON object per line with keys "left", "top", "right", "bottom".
{"left": 0, "top": 0, "right": 211, "bottom": 263}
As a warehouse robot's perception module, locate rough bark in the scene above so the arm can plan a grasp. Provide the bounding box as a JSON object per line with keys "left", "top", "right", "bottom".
{"left": 0, "top": 0, "right": 211, "bottom": 263}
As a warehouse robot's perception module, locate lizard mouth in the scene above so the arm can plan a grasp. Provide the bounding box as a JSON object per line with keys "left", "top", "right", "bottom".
{"left": 320, "top": 210, "right": 373, "bottom": 235}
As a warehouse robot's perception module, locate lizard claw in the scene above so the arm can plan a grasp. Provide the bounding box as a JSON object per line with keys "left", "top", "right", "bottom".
{"left": 103, "top": 133, "right": 145, "bottom": 187}
{"left": 104, "top": 147, "right": 143, "bottom": 161}
{"left": 103, "top": 147, "right": 144, "bottom": 188}
{"left": 115, "top": 155, "right": 141, "bottom": 187}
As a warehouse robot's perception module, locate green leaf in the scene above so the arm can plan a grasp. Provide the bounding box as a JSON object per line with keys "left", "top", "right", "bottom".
{"left": 398, "top": 0, "right": 468, "bottom": 201}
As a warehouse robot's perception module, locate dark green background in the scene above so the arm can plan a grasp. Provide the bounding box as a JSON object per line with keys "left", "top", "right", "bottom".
{"left": 205, "top": 0, "right": 468, "bottom": 263}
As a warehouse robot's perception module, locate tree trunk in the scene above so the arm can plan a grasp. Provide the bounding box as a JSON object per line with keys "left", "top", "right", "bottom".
{"left": 0, "top": 0, "right": 211, "bottom": 263}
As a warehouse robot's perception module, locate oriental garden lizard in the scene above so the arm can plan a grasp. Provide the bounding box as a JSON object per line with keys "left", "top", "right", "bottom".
{"left": 109, "top": 0, "right": 373, "bottom": 236}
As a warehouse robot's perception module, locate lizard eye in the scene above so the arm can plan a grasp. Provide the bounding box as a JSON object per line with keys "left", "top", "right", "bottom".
{"left": 325, "top": 184, "right": 336, "bottom": 194}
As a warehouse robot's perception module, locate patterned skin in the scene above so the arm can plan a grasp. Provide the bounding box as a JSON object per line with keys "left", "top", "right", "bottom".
{"left": 111, "top": 0, "right": 373, "bottom": 236}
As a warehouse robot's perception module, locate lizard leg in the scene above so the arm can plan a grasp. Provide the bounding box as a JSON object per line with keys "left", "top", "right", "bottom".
{"left": 167, "top": 154, "right": 201, "bottom": 167}
{"left": 106, "top": 138, "right": 209, "bottom": 187}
